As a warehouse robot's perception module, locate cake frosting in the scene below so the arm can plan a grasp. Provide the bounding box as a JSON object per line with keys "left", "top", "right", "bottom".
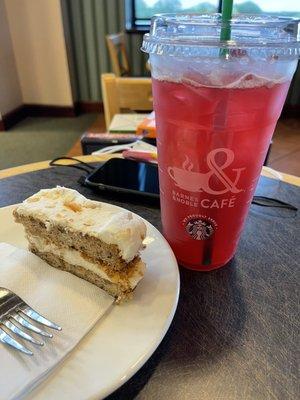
{"left": 16, "top": 187, "right": 146, "bottom": 263}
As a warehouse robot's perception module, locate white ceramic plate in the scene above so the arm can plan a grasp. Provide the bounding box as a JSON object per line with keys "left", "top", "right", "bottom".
{"left": 0, "top": 204, "right": 180, "bottom": 399}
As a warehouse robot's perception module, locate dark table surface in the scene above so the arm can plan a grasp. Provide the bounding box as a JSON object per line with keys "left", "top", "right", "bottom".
{"left": 0, "top": 165, "right": 299, "bottom": 400}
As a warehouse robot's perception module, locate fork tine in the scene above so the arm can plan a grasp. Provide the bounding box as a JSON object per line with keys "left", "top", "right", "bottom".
{"left": 3, "top": 320, "right": 44, "bottom": 346}
{"left": 12, "top": 314, "right": 53, "bottom": 338}
{"left": 0, "top": 327, "right": 33, "bottom": 356}
{"left": 21, "top": 306, "right": 62, "bottom": 331}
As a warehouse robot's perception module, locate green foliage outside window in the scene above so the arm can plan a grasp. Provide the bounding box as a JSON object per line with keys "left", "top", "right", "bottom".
{"left": 135, "top": 0, "right": 300, "bottom": 19}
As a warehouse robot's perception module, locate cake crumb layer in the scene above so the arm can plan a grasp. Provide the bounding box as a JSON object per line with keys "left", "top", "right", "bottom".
{"left": 31, "top": 248, "right": 134, "bottom": 303}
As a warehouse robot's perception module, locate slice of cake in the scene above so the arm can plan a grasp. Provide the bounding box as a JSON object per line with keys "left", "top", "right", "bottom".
{"left": 14, "top": 187, "right": 147, "bottom": 302}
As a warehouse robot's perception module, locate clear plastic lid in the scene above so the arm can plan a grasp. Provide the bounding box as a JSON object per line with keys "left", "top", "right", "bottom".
{"left": 142, "top": 14, "right": 300, "bottom": 59}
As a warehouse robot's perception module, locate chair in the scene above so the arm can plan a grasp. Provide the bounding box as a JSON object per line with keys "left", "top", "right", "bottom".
{"left": 106, "top": 33, "right": 130, "bottom": 77}
{"left": 101, "top": 73, "right": 153, "bottom": 129}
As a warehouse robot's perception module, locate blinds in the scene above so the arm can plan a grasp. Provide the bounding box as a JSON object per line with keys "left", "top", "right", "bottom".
{"left": 61, "top": 0, "right": 149, "bottom": 102}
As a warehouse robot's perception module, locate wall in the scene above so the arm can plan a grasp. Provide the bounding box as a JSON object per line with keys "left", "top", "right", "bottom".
{"left": 62, "top": 0, "right": 149, "bottom": 102}
{"left": 5, "top": 0, "right": 73, "bottom": 106}
{"left": 0, "top": 0, "right": 22, "bottom": 119}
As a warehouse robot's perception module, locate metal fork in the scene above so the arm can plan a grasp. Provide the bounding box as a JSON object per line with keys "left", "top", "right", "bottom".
{"left": 0, "top": 287, "right": 62, "bottom": 356}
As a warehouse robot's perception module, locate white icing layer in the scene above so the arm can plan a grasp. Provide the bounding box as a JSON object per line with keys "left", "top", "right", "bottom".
{"left": 29, "top": 236, "right": 145, "bottom": 289}
{"left": 15, "top": 187, "right": 146, "bottom": 263}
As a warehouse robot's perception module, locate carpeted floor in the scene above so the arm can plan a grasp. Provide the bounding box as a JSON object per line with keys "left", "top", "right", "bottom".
{"left": 0, "top": 114, "right": 97, "bottom": 170}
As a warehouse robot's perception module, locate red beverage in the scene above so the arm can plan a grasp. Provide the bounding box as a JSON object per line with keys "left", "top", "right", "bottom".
{"left": 143, "top": 13, "right": 299, "bottom": 270}
{"left": 152, "top": 78, "right": 290, "bottom": 270}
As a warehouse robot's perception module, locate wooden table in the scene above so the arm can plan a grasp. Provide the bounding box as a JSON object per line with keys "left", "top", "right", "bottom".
{"left": 0, "top": 156, "right": 299, "bottom": 400}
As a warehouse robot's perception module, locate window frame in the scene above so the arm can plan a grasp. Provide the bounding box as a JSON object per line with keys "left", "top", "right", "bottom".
{"left": 125, "top": 0, "right": 222, "bottom": 33}
{"left": 125, "top": 0, "right": 152, "bottom": 33}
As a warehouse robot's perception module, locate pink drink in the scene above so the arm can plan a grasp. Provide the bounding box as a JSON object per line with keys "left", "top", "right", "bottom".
{"left": 142, "top": 14, "right": 299, "bottom": 270}
{"left": 152, "top": 78, "right": 290, "bottom": 270}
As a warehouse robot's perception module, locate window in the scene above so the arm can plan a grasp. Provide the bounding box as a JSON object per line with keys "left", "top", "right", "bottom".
{"left": 233, "top": 0, "right": 300, "bottom": 16}
{"left": 126, "top": 0, "right": 220, "bottom": 31}
{"left": 125, "top": 0, "right": 300, "bottom": 33}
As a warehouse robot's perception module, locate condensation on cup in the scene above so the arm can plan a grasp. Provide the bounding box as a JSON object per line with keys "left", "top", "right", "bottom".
{"left": 142, "top": 14, "right": 300, "bottom": 271}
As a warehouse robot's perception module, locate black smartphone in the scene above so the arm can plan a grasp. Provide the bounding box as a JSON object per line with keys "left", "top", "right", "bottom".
{"left": 85, "top": 158, "right": 159, "bottom": 200}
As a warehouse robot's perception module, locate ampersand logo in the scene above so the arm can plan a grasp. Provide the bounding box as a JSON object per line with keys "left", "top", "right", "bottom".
{"left": 168, "top": 148, "right": 245, "bottom": 195}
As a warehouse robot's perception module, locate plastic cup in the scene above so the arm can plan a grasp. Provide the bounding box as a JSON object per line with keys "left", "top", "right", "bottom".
{"left": 142, "top": 14, "right": 300, "bottom": 271}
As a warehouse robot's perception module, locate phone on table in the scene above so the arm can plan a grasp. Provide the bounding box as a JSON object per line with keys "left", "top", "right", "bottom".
{"left": 84, "top": 158, "right": 159, "bottom": 204}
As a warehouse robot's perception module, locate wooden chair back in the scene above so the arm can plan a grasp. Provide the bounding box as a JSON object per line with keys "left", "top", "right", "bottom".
{"left": 106, "top": 32, "right": 130, "bottom": 77}
{"left": 101, "top": 73, "right": 153, "bottom": 129}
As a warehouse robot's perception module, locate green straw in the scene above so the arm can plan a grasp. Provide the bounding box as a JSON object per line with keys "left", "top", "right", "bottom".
{"left": 220, "top": 0, "right": 233, "bottom": 56}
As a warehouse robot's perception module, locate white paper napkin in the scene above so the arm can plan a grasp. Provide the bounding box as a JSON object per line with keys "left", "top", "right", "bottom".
{"left": 0, "top": 243, "right": 114, "bottom": 400}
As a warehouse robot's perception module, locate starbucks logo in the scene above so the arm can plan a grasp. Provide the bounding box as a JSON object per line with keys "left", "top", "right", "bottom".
{"left": 185, "top": 217, "right": 215, "bottom": 240}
